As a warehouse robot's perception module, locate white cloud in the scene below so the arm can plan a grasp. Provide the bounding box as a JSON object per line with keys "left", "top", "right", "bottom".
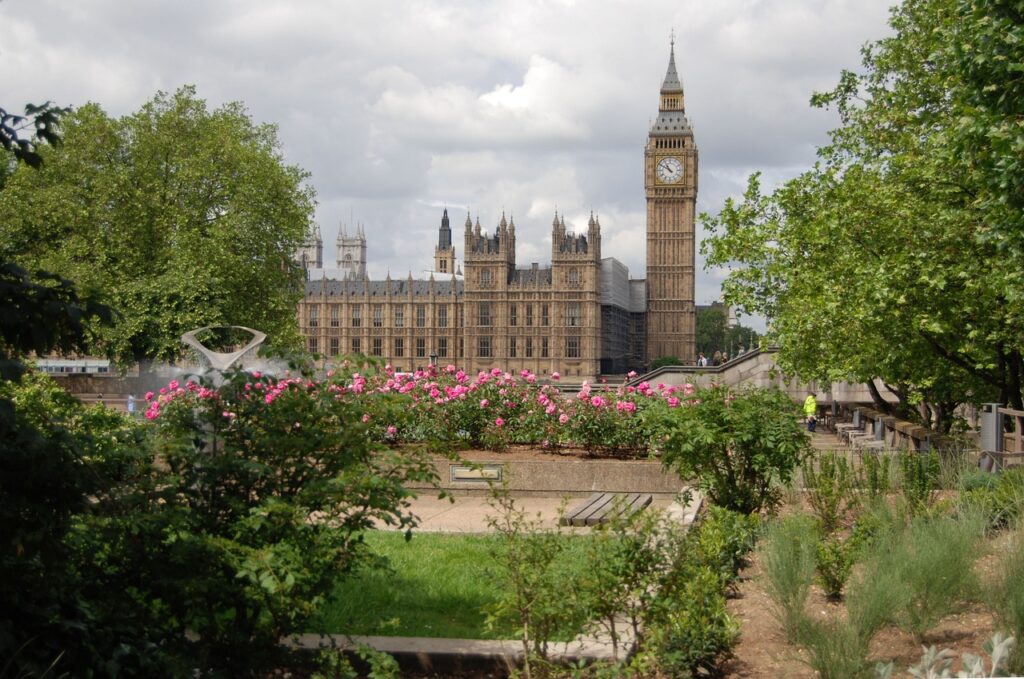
{"left": 1, "top": 0, "right": 894, "bottom": 318}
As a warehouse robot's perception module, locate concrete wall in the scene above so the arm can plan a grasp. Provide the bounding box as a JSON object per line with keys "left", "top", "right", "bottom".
{"left": 635, "top": 348, "right": 898, "bottom": 406}
{"left": 408, "top": 456, "right": 686, "bottom": 497}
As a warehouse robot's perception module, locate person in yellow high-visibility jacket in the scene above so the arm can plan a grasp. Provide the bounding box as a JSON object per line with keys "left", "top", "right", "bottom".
{"left": 803, "top": 392, "right": 818, "bottom": 432}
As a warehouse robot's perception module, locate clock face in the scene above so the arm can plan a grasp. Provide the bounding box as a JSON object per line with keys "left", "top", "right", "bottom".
{"left": 656, "top": 156, "right": 684, "bottom": 184}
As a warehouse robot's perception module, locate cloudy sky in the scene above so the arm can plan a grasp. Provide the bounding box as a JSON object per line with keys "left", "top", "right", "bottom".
{"left": 2, "top": 0, "right": 894, "bottom": 322}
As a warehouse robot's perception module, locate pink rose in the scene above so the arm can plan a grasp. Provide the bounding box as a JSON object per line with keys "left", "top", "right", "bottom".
{"left": 559, "top": 413, "right": 570, "bottom": 424}
{"left": 551, "top": 372, "right": 560, "bottom": 380}
{"left": 495, "top": 417, "right": 504, "bottom": 427}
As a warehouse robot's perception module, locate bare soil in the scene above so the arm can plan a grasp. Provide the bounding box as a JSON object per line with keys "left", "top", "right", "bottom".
{"left": 722, "top": 529, "right": 1005, "bottom": 678}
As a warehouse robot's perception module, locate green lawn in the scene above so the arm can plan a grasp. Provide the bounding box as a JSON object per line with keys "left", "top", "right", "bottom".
{"left": 315, "top": 530, "right": 584, "bottom": 639}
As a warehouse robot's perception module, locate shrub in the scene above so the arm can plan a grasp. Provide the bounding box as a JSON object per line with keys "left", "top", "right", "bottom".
{"left": 877, "top": 633, "right": 1016, "bottom": 679}
{"left": 804, "top": 451, "right": 858, "bottom": 533}
{"left": 858, "top": 514, "right": 983, "bottom": 640}
{"left": 966, "top": 468, "right": 1024, "bottom": 530}
{"left": 859, "top": 451, "right": 893, "bottom": 498}
{"left": 139, "top": 368, "right": 439, "bottom": 674}
{"left": 990, "top": 529, "right": 1024, "bottom": 674}
{"left": 899, "top": 451, "right": 941, "bottom": 516}
{"left": 485, "top": 490, "right": 589, "bottom": 676}
{"left": 795, "top": 616, "right": 875, "bottom": 679}
{"left": 638, "top": 565, "right": 740, "bottom": 677}
{"left": 692, "top": 505, "right": 759, "bottom": 587}
{"left": 661, "top": 385, "right": 811, "bottom": 514}
{"left": 759, "top": 515, "right": 816, "bottom": 642}
{"left": 815, "top": 534, "right": 855, "bottom": 600}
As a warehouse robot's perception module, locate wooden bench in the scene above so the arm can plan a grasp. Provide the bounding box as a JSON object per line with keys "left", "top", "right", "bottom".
{"left": 559, "top": 492, "right": 653, "bottom": 527}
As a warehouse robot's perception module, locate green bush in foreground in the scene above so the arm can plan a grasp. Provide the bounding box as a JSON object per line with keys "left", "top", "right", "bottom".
{"left": 662, "top": 385, "right": 810, "bottom": 514}
{"left": 487, "top": 493, "right": 751, "bottom": 679}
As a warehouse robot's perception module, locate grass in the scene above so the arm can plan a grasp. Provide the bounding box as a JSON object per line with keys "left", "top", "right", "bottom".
{"left": 314, "top": 530, "right": 587, "bottom": 640}
{"left": 758, "top": 514, "right": 816, "bottom": 642}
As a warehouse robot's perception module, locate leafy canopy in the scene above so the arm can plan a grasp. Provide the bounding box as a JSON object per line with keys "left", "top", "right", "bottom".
{"left": 0, "top": 86, "right": 316, "bottom": 363}
{"left": 702, "top": 0, "right": 1024, "bottom": 425}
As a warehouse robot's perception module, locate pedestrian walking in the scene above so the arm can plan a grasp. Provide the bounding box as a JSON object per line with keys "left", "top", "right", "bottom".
{"left": 804, "top": 391, "right": 818, "bottom": 432}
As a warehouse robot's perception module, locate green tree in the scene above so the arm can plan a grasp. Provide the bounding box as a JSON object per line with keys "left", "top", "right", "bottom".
{"left": 0, "top": 101, "right": 67, "bottom": 169}
{"left": 696, "top": 305, "right": 760, "bottom": 360}
{"left": 696, "top": 305, "right": 727, "bottom": 357}
{"left": 702, "top": 0, "right": 1022, "bottom": 427}
{"left": 0, "top": 86, "right": 315, "bottom": 363}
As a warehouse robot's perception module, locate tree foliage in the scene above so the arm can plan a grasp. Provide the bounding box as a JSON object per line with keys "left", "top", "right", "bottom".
{"left": 661, "top": 385, "right": 810, "bottom": 514}
{"left": 0, "top": 101, "right": 67, "bottom": 170}
{"left": 696, "top": 305, "right": 760, "bottom": 358}
{"left": 702, "top": 0, "right": 1024, "bottom": 427}
{"left": 0, "top": 86, "right": 315, "bottom": 363}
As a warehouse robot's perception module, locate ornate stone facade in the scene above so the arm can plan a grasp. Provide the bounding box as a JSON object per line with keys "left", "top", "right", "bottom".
{"left": 644, "top": 39, "right": 698, "bottom": 363}
{"left": 298, "top": 44, "right": 695, "bottom": 378}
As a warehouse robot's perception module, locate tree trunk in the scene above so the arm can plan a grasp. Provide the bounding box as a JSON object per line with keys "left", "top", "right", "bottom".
{"left": 1009, "top": 350, "right": 1023, "bottom": 411}
{"left": 866, "top": 380, "right": 891, "bottom": 414}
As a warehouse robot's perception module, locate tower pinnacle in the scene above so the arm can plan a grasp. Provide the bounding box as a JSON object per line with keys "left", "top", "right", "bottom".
{"left": 661, "top": 38, "right": 683, "bottom": 95}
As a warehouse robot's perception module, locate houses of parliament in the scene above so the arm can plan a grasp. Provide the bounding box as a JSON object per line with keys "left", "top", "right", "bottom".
{"left": 297, "top": 44, "right": 698, "bottom": 380}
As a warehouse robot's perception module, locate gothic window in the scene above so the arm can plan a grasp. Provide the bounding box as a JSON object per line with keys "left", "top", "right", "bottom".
{"left": 415, "top": 337, "right": 426, "bottom": 358}
{"left": 372, "top": 305, "right": 383, "bottom": 328}
{"left": 566, "top": 303, "right": 581, "bottom": 327}
{"left": 352, "top": 306, "right": 361, "bottom": 327}
{"left": 330, "top": 305, "right": 340, "bottom": 327}
{"left": 438, "top": 306, "right": 448, "bottom": 328}
{"left": 308, "top": 337, "right": 318, "bottom": 353}
{"left": 509, "top": 338, "right": 517, "bottom": 358}
{"left": 509, "top": 304, "right": 517, "bottom": 326}
{"left": 371, "top": 337, "right": 382, "bottom": 356}
{"left": 329, "top": 337, "right": 339, "bottom": 356}
{"left": 438, "top": 337, "right": 448, "bottom": 358}
{"left": 525, "top": 304, "right": 533, "bottom": 326}
{"left": 525, "top": 338, "right": 533, "bottom": 358}
{"left": 394, "top": 307, "right": 404, "bottom": 328}
{"left": 566, "top": 337, "right": 580, "bottom": 358}
{"left": 416, "top": 305, "right": 426, "bottom": 327}
{"left": 351, "top": 337, "right": 361, "bottom": 354}
{"left": 541, "top": 338, "right": 549, "bottom": 358}
{"left": 478, "top": 336, "right": 492, "bottom": 358}
{"left": 309, "top": 307, "right": 319, "bottom": 328}
{"left": 480, "top": 268, "right": 492, "bottom": 286}
{"left": 479, "top": 302, "right": 491, "bottom": 327}
{"left": 541, "top": 304, "right": 549, "bottom": 326}
{"left": 394, "top": 338, "right": 404, "bottom": 357}
{"left": 568, "top": 269, "right": 580, "bottom": 287}
{"left": 439, "top": 259, "right": 447, "bottom": 273}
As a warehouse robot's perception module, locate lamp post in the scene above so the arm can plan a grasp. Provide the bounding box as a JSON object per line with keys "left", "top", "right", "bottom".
{"left": 429, "top": 353, "right": 438, "bottom": 367}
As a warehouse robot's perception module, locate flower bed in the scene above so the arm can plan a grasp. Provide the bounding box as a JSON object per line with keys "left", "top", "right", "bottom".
{"left": 143, "top": 363, "right": 698, "bottom": 457}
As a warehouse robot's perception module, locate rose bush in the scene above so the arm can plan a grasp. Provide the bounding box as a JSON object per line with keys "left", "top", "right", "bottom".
{"left": 211, "top": 362, "right": 700, "bottom": 457}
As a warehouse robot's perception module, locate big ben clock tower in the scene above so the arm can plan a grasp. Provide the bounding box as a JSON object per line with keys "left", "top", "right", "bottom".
{"left": 645, "top": 38, "right": 698, "bottom": 364}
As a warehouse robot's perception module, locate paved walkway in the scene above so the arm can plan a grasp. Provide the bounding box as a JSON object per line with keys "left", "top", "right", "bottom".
{"left": 383, "top": 493, "right": 692, "bottom": 533}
